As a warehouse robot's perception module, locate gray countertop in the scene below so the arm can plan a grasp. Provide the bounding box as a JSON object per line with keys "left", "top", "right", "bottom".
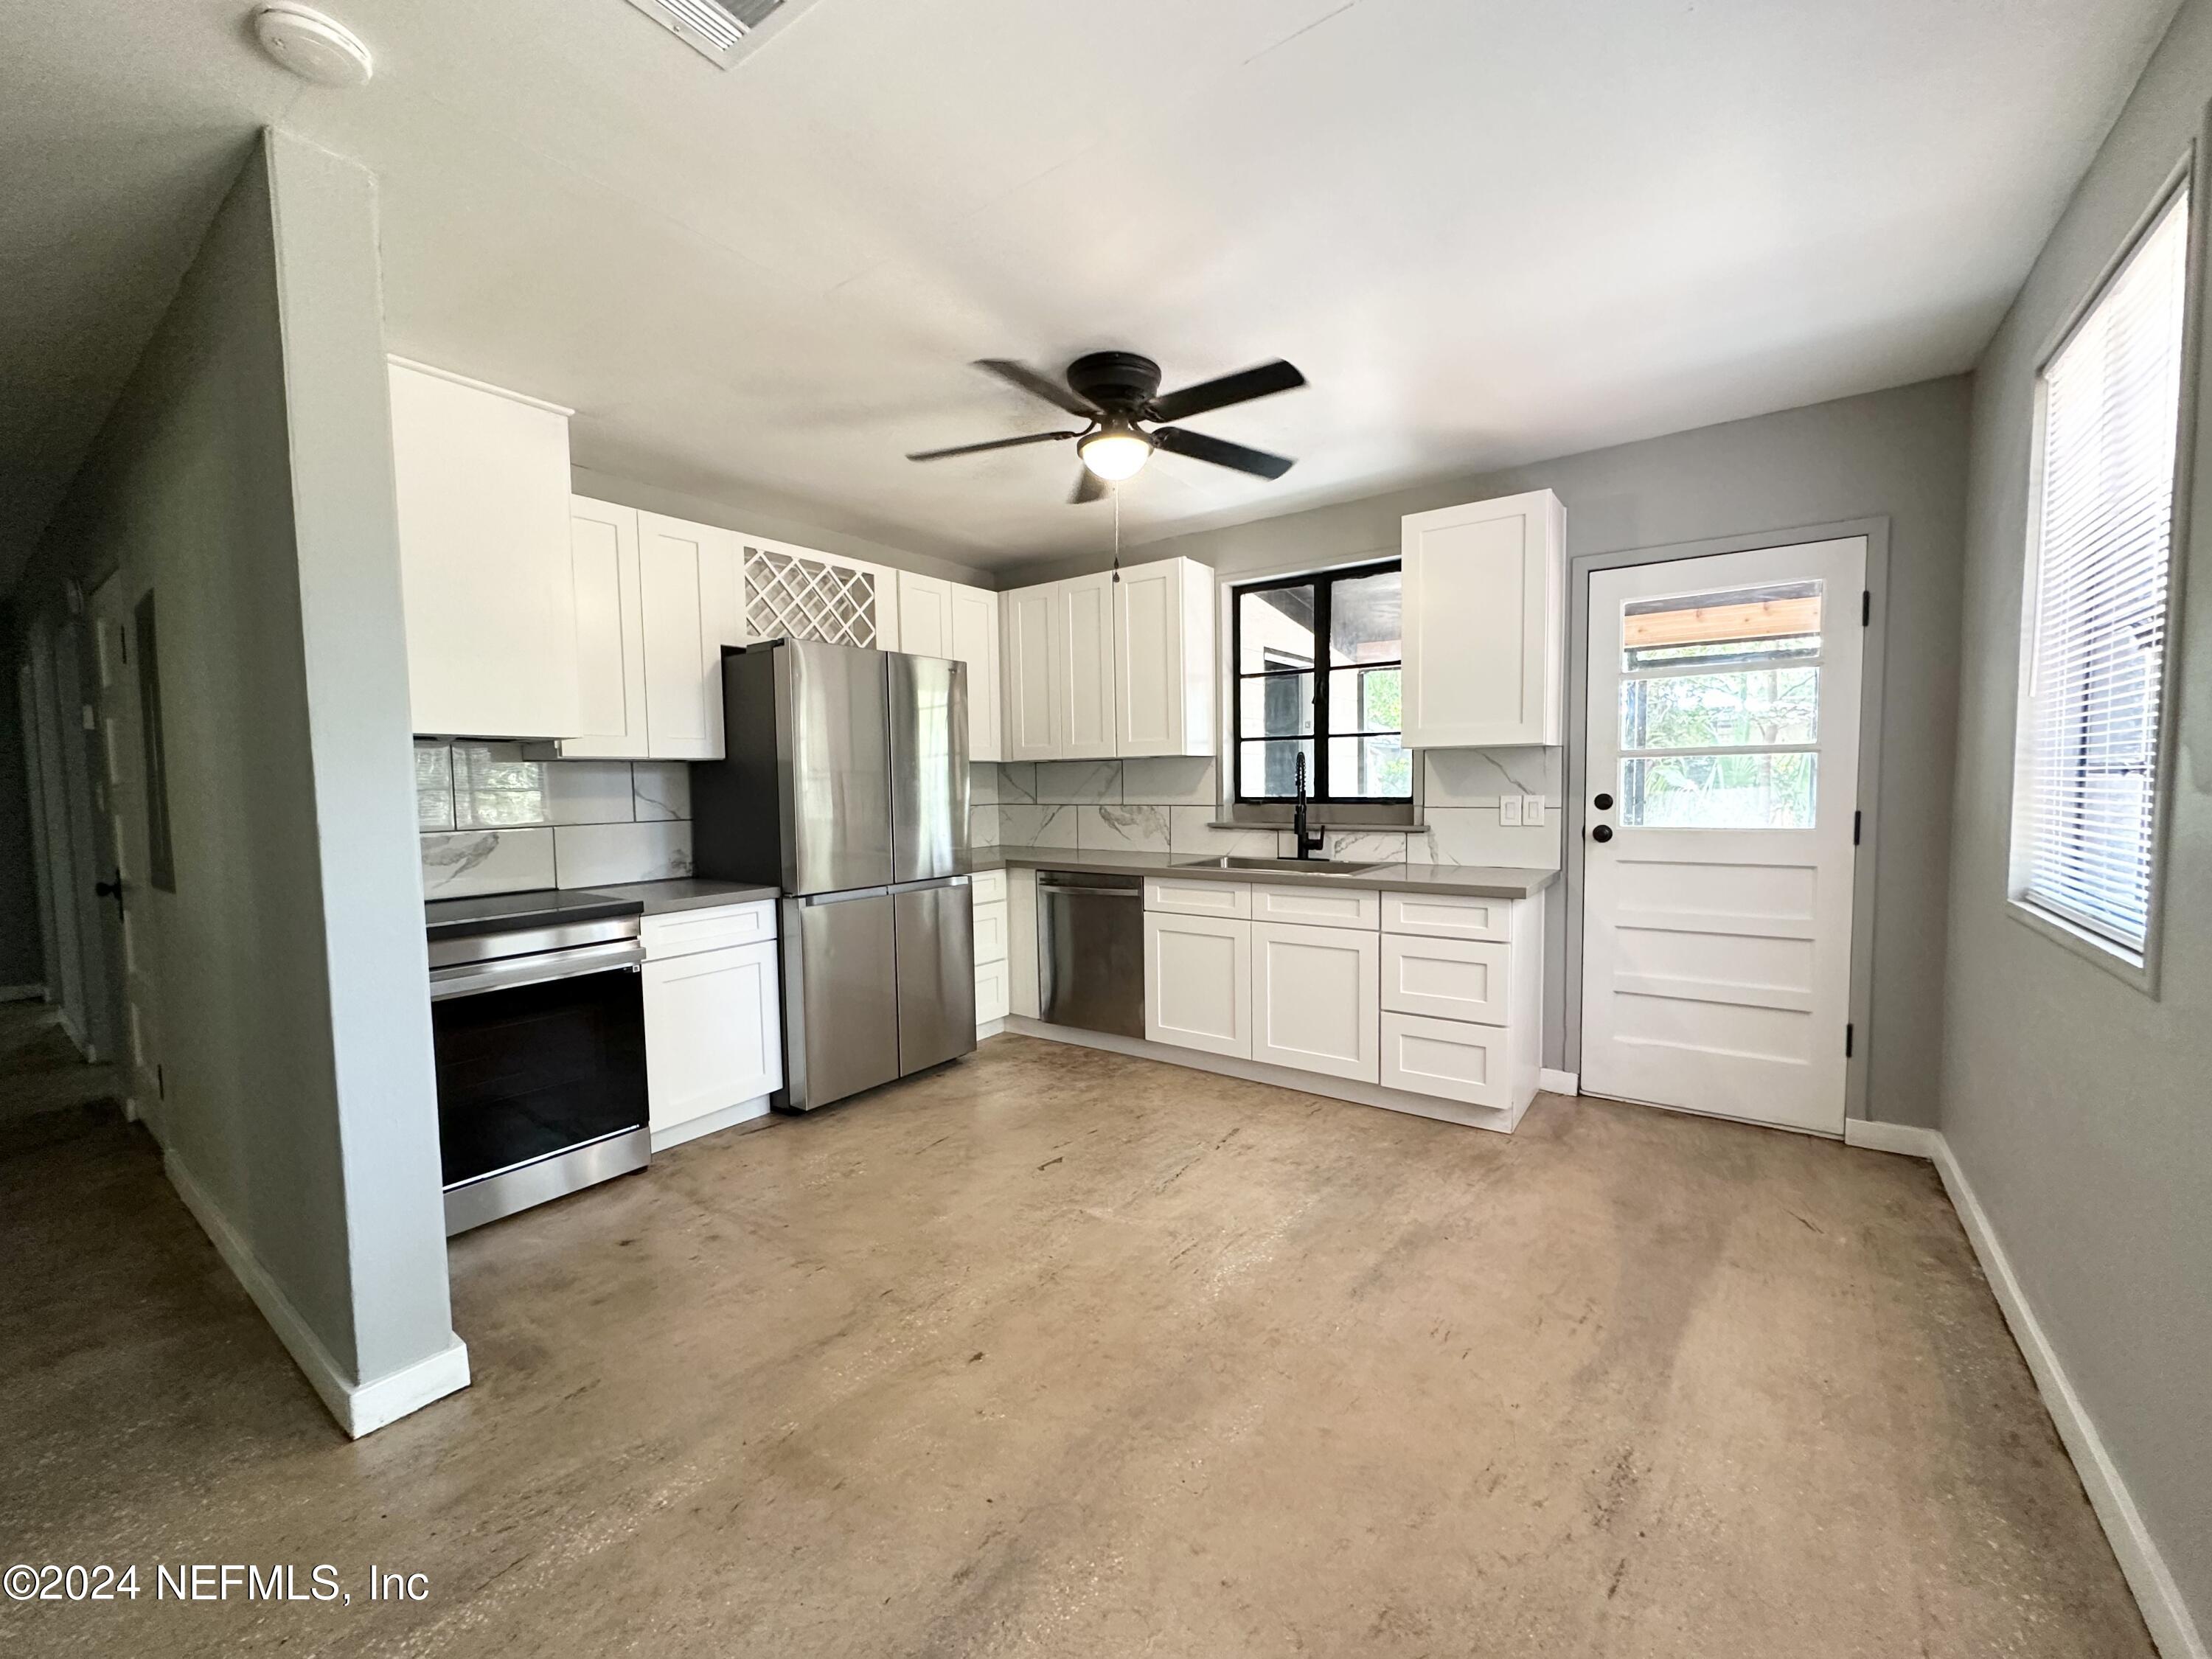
{"left": 958, "top": 846, "right": 1556, "bottom": 900}
{"left": 580, "top": 877, "right": 781, "bottom": 915}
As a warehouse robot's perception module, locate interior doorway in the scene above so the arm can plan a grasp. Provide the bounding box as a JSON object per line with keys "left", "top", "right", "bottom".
{"left": 1578, "top": 536, "right": 1868, "bottom": 1135}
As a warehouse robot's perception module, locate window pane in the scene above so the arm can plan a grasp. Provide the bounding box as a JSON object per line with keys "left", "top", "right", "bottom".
{"left": 1328, "top": 666, "right": 1401, "bottom": 733}
{"left": 1620, "top": 667, "right": 1818, "bottom": 750}
{"left": 1239, "top": 739, "right": 1314, "bottom": 799}
{"left": 2018, "top": 184, "right": 2188, "bottom": 952}
{"left": 1329, "top": 569, "right": 1402, "bottom": 665}
{"left": 1621, "top": 754, "right": 1815, "bottom": 829}
{"left": 1327, "top": 735, "right": 1412, "bottom": 799}
{"left": 1622, "top": 581, "right": 1822, "bottom": 672}
{"left": 1239, "top": 672, "right": 1314, "bottom": 737}
{"left": 1240, "top": 585, "right": 1315, "bottom": 673}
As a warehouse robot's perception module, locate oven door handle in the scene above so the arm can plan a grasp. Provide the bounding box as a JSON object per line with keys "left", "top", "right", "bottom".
{"left": 428, "top": 939, "right": 646, "bottom": 1001}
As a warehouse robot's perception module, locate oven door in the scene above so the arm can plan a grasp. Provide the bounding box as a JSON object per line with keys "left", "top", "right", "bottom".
{"left": 429, "top": 944, "right": 648, "bottom": 1233}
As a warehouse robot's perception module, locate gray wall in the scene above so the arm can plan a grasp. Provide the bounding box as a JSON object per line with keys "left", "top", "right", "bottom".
{"left": 0, "top": 613, "right": 45, "bottom": 991}
{"left": 18, "top": 131, "right": 458, "bottom": 1395}
{"left": 1941, "top": 0, "right": 2212, "bottom": 1634}
{"left": 1006, "top": 377, "right": 1972, "bottom": 1129}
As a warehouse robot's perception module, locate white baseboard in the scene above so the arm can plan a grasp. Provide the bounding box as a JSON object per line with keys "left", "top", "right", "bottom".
{"left": 0, "top": 982, "right": 46, "bottom": 1004}
{"left": 978, "top": 1018, "right": 1008, "bottom": 1039}
{"left": 1842, "top": 1117, "right": 1942, "bottom": 1159}
{"left": 1538, "top": 1067, "right": 1579, "bottom": 1096}
{"left": 650, "top": 1095, "right": 771, "bottom": 1152}
{"left": 164, "top": 1150, "right": 470, "bottom": 1440}
{"left": 1914, "top": 1133, "right": 2203, "bottom": 1659}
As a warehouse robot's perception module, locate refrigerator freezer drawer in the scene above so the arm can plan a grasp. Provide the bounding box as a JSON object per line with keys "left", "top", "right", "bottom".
{"left": 780, "top": 889, "right": 899, "bottom": 1111}
{"left": 894, "top": 879, "right": 977, "bottom": 1076}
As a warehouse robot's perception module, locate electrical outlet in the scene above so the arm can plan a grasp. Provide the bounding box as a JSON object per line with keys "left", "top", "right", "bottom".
{"left": 1500, "top": 795, "right": 1523, "bottom": 827}
{"left": 1523, "top": 794, "right": 1546, "bottom": 827}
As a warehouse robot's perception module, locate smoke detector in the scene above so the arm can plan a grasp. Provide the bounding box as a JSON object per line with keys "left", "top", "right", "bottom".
{"left": 253, "top": 4, "right": 374, "bottom": 87}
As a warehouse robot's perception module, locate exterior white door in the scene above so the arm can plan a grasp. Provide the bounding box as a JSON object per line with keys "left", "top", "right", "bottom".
{"left": 1580, "top": 538, "right": 1865, "bottom": 1135}
{"left": 89, "top": 575, "right": 164, "bottom": 1132}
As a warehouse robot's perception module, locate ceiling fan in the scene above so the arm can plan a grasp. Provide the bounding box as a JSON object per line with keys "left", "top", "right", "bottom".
{"left": 906, "top": 352, "right": 1306, "bottom": 503}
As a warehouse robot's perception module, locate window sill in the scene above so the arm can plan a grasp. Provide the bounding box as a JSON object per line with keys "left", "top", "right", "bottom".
{"left": 2006, "top": 896, "right": 2158, "bottom": 998}
{"left": 1217, "top": 808, "right": 1421, "bottom": 830}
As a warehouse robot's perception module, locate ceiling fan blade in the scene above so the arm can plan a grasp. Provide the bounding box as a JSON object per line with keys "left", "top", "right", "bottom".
{"left": 1148, "top": 359, "right": 1305, "bottom": 423}
{"left": 1151, "top": 425, "right": 1295, "bottom": 480}
{"left": 975, "top": 358, "right": 1099, "bottom": 417}
{"left": 906, "top": 430, "right": 1079, "bottom": 462}
{"left": 1070, "top": 465, "right": 1107, "bottom": 504}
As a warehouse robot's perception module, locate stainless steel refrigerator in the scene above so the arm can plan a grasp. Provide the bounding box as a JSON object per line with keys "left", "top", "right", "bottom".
{"left": 693, "top": 639, "right": 975, "bottom": 1111}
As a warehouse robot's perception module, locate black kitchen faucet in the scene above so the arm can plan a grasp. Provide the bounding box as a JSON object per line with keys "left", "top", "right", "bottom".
{"left": 1292, "top": 753, "right": 1326, "bottom": 860}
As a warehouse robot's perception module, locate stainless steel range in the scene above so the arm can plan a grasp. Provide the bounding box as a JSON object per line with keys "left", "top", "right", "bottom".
{"left": 424, "top": 889, "right": 650, "bottom": 1234}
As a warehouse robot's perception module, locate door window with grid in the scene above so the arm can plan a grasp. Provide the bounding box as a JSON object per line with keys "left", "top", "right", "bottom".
{"left": 2013, "top": 182, "right": 2188, "bottom": 963}
{"left": 1234, "top": 563, "right": 1410, "bottom": 802}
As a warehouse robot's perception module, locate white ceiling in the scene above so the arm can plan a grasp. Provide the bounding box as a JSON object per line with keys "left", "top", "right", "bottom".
{"left": 0, "top": 0, "right": 2180, "bottom": 587}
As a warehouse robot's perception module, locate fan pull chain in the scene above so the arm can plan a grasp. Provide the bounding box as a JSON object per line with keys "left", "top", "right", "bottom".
{"left": 1112, "top": 484, "right": 1121, "bottom": 581}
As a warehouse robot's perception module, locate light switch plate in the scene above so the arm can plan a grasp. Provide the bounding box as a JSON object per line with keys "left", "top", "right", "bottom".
{"left": 1523, "top": 794, "right": 1546, "bottom": 826}
{"left": 1500, "top": 795, "right": 1523, "bottom": 827}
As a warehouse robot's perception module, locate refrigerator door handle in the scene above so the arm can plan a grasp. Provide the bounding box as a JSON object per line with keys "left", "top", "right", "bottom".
{"left": 800, "top": 886, "right": 891, "bottom": 906}
{"left": 889, "top": 875, "right": 970, "bottom": 895}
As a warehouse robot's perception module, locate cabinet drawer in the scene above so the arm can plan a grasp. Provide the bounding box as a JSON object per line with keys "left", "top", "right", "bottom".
{"left": 972, "top": 900, "right": 1009, "bottom": 965}
{"left": 641, "top": 899, "right": 777, "bottom": 961}
{"left": 1144, "top": 877, "right": 1251, "bottom": 919}
{"left": 1252, "top": 883, "right": 1379, "bottom": 930}
{"left": 1380, "top": 933, "right": 1510, "bottom": 1026}
{"left": 1381, "top": 1012, "right": 1510, "bottom": 1109}
{"left": 974, "top": 957, "right": 1010, "bottom": 1025}
{"left": 1382, "top": 890, "right": 1512, "bottom": 942}
{"left": 970, "top": 869, "right": 1006, "bottom": 905}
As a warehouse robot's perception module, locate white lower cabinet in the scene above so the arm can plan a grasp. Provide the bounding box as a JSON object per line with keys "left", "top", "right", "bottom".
{"left": 1380, "top": 1010, "right": 1510, "bottom": 1109}
{"left": 1252, "top": 920, "right": 1380, "bottom": 1082}
{"left": 641, "top": 911, "right": 782, "bottom": 1150}
{"left": 973, "top": 874, "right": 1009, "bottom": 1032}
{"left": 974, "top": 958, "right": 1010, "bottom": 1025}
{"left": 1144, "top": 911, "right": 1252, "bottom": 1058}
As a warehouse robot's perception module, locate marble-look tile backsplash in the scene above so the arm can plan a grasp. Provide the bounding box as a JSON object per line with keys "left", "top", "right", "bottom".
{"left": 417, "top": 742, "right": 695, "bottom": 899}
{"left": 975, "top": 749, "right": 1564, "bottom": 869}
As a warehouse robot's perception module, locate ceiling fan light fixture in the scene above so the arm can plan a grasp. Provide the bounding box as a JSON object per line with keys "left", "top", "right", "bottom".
{"left": 1079, "top": 423, "right": 1152, "bottom": 481}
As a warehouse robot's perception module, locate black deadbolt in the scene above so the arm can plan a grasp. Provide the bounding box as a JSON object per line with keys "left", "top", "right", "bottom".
{"left": 1593, "top": 792, "right": 1614, "bottom": 811}
{"left": 1591, "top": 824, "right": 1615, "bottom": 844}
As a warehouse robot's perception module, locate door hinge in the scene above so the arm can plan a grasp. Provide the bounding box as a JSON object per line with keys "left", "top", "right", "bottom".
{"left": 1853, "top": 809, "right": 1861, "bottom": 846}
{"left": 1844, "top": 1023, "right": 1854, "bottom": 1059}
{"left": 1861, "top": 589, "right": 1871, "bottom": 627}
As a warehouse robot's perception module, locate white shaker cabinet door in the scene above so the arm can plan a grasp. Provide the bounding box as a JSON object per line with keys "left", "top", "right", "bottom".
{"left": 642, "top": 939, "right": 782, "bottom": 1133}
{"left": 1400, "top": 488, "right": 1564, "bottom": 747}
{"left": 638, "top": 512, "right": 732, "bottom": 759}
{"left": 1144, "top": 911, "right": 1251, "bottom": 1058}
{"left": 1113, "top": 556, "right": 1214, "bottom": 757}
{"left": 1251, "top": 920, "right": 1380, "bottom": 1083}
{"left": 1003, "top": 583, "right": 1062, "bottom": 759}
{"left": 1058, "top": 571, "right": 1118, "bottom": 759}
{"left": 948, "top": 582, "right": 1003, "bottom": 762}
{"left": 559, "top": 496, "right": 648, "bottom": 758}
{"left": 389, "top": 359, "right": 580, "bottom": 738}
{"left": 897, "top": 571, "right": 953, "bottom": 656}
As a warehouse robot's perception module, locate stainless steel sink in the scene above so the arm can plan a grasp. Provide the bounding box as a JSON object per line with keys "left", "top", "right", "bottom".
{"left": 1172, "top": 855, "right": 1386, "bottom": 875}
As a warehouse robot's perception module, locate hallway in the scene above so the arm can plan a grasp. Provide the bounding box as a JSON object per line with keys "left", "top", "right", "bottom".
{"left": 0, "top": 999, "right": 119, "bottom": 1127}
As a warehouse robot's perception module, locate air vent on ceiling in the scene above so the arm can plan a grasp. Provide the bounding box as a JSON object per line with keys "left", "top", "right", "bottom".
{"left": 622, "top": 0, "right": 794, "bottom": 68}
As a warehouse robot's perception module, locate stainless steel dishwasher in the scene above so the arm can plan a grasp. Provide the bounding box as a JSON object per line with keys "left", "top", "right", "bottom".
{"left": 1037, "top": 869, "right": 1144, "bottom": 1037}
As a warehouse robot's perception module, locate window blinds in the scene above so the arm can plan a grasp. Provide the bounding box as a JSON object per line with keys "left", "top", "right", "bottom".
{"left": 2020, "top": 185, "right": 2189, "bottom": 954}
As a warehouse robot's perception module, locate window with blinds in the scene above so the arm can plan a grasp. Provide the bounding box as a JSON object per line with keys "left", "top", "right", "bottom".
{"left": 2014, "top": 182, "right": 2190, "bottom": 961}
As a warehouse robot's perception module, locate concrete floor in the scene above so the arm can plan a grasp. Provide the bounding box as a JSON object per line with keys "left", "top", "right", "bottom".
{"left": 2, "top": 1034, "right": 2153, "bottom": 1657}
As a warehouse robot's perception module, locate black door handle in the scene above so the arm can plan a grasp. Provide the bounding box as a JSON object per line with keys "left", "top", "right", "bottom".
{"left": 1593, "top": 791, "right": 1614, "bottom": 811}
{"left": 95, "top": 877, "right": 123, "bottom": 899}
{"left": 1590, "top": 824, "right": 1614, "bottom": 844}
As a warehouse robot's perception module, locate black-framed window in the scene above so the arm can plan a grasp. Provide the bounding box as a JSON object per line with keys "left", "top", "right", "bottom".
{"left": 1233, "top": 560, "right": 1411, "bottom": 803}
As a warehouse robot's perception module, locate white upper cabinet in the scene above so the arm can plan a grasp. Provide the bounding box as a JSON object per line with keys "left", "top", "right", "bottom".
{"left": 558, "top": 497, "right": 648, "bottom": 759}
{"left": 1003, "top": 583, "right": 1062, "bottom": 761}
{"left": 1113, "top": 556, "right": 1215, "bottom": 757}
{"left": 389, "top": 359, "right": 580, "bottom": 737}
{"left": 1001, "top": 558, "right": 1217, "bottom": 761}
{"left": 1400, "top": 488, "right": 1565, "bottom": 747}
{"left": 637, "top": 512, "right": 735, "bottom": 760}
{"left": 899, "top": 572, "right": 1001, "bottom": 762}
{"left": 1059, "top": 571, "right": 1118, "bottom": 759}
